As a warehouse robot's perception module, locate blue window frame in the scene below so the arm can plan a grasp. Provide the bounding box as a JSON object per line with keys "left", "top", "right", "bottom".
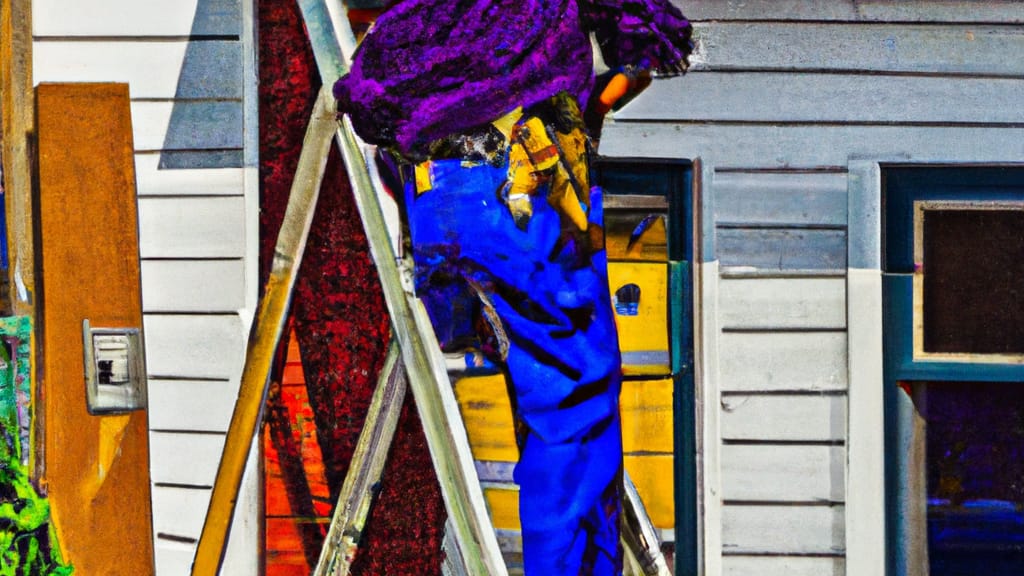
{"left": 883, "top": 167, "right": 1024, "bottom": 576}
{"left": 595, "top": 158, "right": 696, "bottom": 576}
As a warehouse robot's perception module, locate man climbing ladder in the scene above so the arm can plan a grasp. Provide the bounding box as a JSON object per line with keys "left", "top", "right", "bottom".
{"left": 334, "top": 1, "right": 693, "bottom": 573}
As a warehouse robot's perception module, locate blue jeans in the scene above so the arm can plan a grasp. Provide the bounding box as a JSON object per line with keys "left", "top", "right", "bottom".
{"left": 405, "top": 158, "right": 623, "bottom": 575}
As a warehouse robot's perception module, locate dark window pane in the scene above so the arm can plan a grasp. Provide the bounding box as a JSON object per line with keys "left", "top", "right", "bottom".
{"left": 921, "top": 381, "right": 1024, "bottom": 575}
{"left": 922, "top": 209, "right": 1024, "bottom": 354}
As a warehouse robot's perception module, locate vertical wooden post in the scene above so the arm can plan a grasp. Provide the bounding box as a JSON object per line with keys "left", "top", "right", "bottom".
{"left": 0, "top": 0, "right": 35, "bottom": 316}
{"left": 36, "top": 82, "right": 155, "bottom": 576}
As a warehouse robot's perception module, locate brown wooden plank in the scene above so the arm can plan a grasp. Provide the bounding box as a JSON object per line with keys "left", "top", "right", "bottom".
{"left": 36, "top": 82, "right": 155, "bottom": 575}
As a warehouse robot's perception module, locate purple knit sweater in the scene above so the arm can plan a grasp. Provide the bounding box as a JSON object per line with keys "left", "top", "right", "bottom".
{"left": 334, "top": 0, "right": 692, "bottom": 156}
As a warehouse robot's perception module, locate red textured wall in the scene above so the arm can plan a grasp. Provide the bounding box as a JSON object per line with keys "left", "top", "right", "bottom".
{"left": 259, "top": 1, "right": 445, "bottom": 573}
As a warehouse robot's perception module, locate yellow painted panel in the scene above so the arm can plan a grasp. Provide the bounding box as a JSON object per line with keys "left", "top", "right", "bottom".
{"left": 454, "top": 374, "right": 518, "bottom": 462}
{"left": 605, "top": 211, "right": 669, "bottom": 262}
{"left": 620, "top": 379, "right": 673, "bottom": 454}
{"left": 625, "top": 454, "right": 675, "bottom": 529}
{"left": 607, "top": 262, "right": 670, "bottom": 375}
{"left": 484, "top": 486, "right": 521, "bottom": 531}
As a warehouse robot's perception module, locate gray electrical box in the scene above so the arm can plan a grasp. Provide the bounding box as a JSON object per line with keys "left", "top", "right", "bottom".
{"left": 83, "top": 320, "right": 147, "bottom": 414}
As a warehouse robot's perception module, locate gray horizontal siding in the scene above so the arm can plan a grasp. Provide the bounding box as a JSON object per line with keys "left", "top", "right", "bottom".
{"left": 617, "top": 73, "right": 1024, "bottom": 124}
{"left": 680, "top": 0, "right": 1024, "bottom": 23}
{"left": 691, "top": 22, "right": 1024, "bottom": 76}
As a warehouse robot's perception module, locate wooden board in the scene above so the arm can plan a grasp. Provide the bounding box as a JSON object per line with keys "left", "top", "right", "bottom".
{"left": 150, "top": 431, "right": 225, "bottom": 487}
{"left": 33, "top": 0, "right": 241, "bottom": 36}
{"left": 453, "top": 375, "right": 519, "bottom": 463}
{"left": 608, "top": 262, "right": 671, "bottom": 375}
{"left": 722, "top": 555, "right": 846, "bottom": 576}
{"left": 617, "top": 73, "right": 1024, "bottom": 124}
{"left": 721, "top": 445, "right": 845, "bottom": 503}
{"left": 717, "top": 228, "right": 847, "bottom": 272}
{"left": 134, "top": 154, "right": 245, "bottom": 196}
{"left": 147, "top": 379, "right": 239, "bottom": 433}
{"left": 715, "top": 171, "right": 848, "bottom": 227}
{"left": 722, "top": 505, "right": 845, "bottom": 555}
{"left": 36, "top": 82, "right": 155, "bottom": 575}
{"left": 599, "top": 123, "right": 1024, "bottom": 170}
{"left": 143, "top": 313, "right": 245, "bottom": 379}
{"left": 620, "top": 378, "right": 673, "bottom": 454}
{"left": 138, "top": 196, "right": 247, "bottom": 258}
{"left": 34, "top": 40, "right": 242, "bottom": 99}
{"left": 131, "top": 100, "right": 243, "bottom": 151}
{"left": 718, "top": 277, "right": 847, "bottom": 330}
{"left": 141, "top": 259, "right": 246, "bottom": 313}
{"left": 719, "top": 332, "right": 848, "bottom": 392}
{"left": 721, "top": 394, "right": 846, "bottom": 441}
{"left": 681, "top": 1, "right": 1024, "bottom": 23}
{"left": 690, "top": 22, "right": 1024, "bottom": 76}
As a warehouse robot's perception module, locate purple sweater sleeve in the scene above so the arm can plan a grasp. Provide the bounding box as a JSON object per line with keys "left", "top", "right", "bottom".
{"left": 580, "top": 0, "right": 693, "bottom": 75}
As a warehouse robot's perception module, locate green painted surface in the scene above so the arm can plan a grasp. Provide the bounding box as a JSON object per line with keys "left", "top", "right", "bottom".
{"left": 0, "top": 317, "right": 72, "bottom": 575}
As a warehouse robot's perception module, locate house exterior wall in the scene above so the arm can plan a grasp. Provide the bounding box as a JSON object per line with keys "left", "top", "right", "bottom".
{"left": 600, "top": 2, "right": 1024, "bottom": 575}
{"left": 32, "top": 0, "right": 259, "bottom": 573}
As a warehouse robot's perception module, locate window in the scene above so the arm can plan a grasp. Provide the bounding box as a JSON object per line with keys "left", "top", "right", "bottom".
{"left": 884, "top": 167, "right": 1024, "bottom": 576}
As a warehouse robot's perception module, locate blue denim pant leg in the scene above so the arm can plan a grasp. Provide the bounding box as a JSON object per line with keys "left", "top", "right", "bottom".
{"left": 405, "top": 159, "right": 624, "bottom": 575}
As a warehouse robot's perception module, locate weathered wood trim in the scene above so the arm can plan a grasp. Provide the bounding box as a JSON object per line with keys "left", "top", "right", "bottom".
{"left": 845, "top": 161, "right": 886, "bottom": 576}
{"left": 617, "top": 73, "right": 1024, "bottom": 124}
{"left": 696, "top": 260, "right": 722, "bottom": 576}
{"left": 600, "top": 123, "right": 1024, "bottom": 169}
{"left": 680, "top": 0, "right": 1024, "bottom": 23}
{"left": 689, "top": 22, "right": 1024, "bottom": 77}
{"left": 1, "top": 0, "right": 35, "bottom": 315}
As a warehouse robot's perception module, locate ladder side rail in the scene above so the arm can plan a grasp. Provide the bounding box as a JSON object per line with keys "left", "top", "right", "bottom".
{"left": 190, "top": 87, "right": 338, "bottom": 576}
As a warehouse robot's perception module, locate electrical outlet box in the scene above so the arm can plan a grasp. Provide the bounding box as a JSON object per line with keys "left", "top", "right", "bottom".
{"left": 83, "top": 320, "right": 147, "bottom": 414}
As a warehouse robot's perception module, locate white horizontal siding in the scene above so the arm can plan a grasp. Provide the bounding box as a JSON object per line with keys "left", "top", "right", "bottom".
{"left": 34, "top": 40, "right": 242, "bottom": 99}
{"left": 718, "top": 278, "right": 846, "bottom": 330}
{"left": 34, "top": 0, "right": 241, "bottom": 37}
{"left": 138, "top": 196, "right": 247, "bottom": 259}
{"left": 150, "top": 432, "right": 225, "bottom": 487}
{"left": 721, "top": 445, "right": 845, "bottom": 502}
{"left": 722, "top": 505, "right": 845, "bottom": 555}
{"left": 144, "top": 314, "right": 246, "bottom": 380}
{"left": 130, "top": 101, "right": 243, "bottom": 152}
{"left": 152, "top": 486, "right": 210, "bottom": 539}
{"left": 721, "top": 395, "right": 846, "bottom": 441}
{"left": 722, "top": 556, "right": 845, "bottom": 576}
{"left": 719, "top": 332, "right": 848, "bottom": 392}
{"left": 134, "top": 155, "right": 244, "bottom": 196}
{"left": 715, "top": 171, "right": 848, "bottom": 227}
{"left": 141, "top": 259, "right": 246, "bottom": 313}
{"left": 147, "top": 379, "right": 239, "bottom": 433}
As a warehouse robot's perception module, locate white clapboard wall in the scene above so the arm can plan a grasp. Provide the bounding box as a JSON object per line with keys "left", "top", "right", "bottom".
{"left": 33, "top": 0, "right": 259, "bottom": 574}
{"left": 601, "top": 2, "right": 1024, "bottom": 576}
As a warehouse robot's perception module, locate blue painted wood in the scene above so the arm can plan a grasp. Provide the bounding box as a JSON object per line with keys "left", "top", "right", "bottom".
{"left": 715, "top": 172, "right": 847, "bottom": 227}
{"left": 717, "top": 228, "right": 847, "bottom": 272}
{"left": 884, "top": 167, "right": 1024, "bottom": 273}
